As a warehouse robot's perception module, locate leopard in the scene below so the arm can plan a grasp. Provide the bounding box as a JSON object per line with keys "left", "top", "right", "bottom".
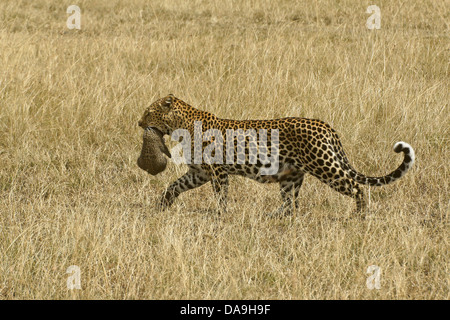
{"left": 138, "top": 94, "right": 415, "bottom": 216}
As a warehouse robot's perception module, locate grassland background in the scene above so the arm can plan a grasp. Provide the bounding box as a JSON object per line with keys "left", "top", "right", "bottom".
{"left": 0, "top": 0, "right": 448, "bottom": 299}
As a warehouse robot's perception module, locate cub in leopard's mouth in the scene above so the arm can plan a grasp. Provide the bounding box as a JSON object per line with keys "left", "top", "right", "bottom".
{"left": 137, "top": 126, "right": 171, "bottom": 176}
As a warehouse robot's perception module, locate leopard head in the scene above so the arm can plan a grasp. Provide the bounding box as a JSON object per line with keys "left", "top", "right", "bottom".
{"left": 138, "top": 94, "right": 184, "bottom": 135}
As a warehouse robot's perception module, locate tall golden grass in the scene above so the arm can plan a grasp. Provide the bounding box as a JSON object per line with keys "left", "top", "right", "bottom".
{"left": 0, "top": 0, "right": 448, "bottom": 299}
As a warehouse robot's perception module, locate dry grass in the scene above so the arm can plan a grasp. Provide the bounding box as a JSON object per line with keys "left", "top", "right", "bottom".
{"left": 0, "top": 0, "right": 448, "bottom": 299}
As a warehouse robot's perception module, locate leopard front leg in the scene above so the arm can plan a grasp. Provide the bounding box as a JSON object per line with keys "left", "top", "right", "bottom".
{"left": 159, "top": 167, "right": 210, "bottom": 210}
{"left": 209, "top": 167, "right": 229, "bottom": 214}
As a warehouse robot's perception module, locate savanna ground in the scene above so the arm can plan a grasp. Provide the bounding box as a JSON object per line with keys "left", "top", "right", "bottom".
{"left": 0, "top": 0, "right": 448, "bottom": 299}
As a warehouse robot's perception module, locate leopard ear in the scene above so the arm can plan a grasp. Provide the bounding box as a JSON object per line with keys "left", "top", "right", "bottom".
{"left": 160, "top": 94, "right": 174, "bottom": 113}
